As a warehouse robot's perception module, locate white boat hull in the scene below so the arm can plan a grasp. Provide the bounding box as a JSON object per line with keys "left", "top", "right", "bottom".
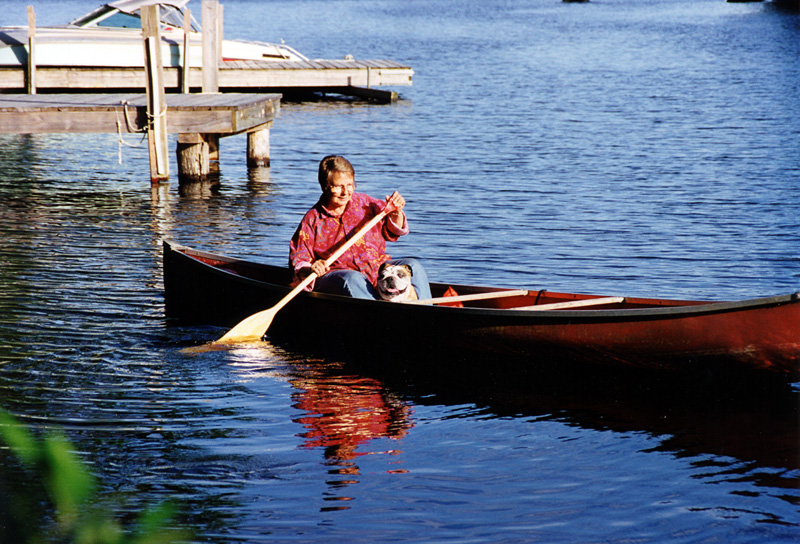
{"left": 0, "top": 27, "right": 306, "bottom": 67}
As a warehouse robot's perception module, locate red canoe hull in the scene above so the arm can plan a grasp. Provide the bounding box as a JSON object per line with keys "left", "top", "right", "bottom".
{"left": 163, "top": 241, "right": 800, "bottom": 379}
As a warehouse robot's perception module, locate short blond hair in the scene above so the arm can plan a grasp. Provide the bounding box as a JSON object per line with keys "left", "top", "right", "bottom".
{"left": 318, "top": 155, "right": 355, "bottom": 188}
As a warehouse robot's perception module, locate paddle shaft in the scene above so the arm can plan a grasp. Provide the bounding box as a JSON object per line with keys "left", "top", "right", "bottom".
{"left": 258, "top": 207, "right": 393, "bottom": 315}
{"left": 216, "top": 203, "right": 396, "bottom": 343}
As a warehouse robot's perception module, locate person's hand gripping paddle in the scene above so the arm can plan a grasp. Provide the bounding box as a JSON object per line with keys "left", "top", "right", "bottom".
{"left": 212, "top": 201, "right": 398, "bottom": 346}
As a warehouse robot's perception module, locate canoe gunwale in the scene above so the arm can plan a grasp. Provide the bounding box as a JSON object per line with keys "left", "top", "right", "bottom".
{"left": 165, "top": 241, "right": 800, "bottom": 322}
{"left": 163, "top": 241, "right": 800, "bottom": 378}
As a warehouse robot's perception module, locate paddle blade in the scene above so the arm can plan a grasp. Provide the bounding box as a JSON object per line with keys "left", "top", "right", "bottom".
{"left": 215, "top": 307, "right": 278, "bottom": 344}
{"left": 204, "top": 203, "right": 394, "bottom": 348}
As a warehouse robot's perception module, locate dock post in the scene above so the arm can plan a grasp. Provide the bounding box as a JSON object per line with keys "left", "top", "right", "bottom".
{"left": 207, "top": 134, "right": 220, "bottom": 162}
{"left": 26, "top": 6, "right": 36, "bottom": 94}
{"left": 202, "top": 0, "right": 220, "bottom": 93}
{"left": 247, "top": 124, "right": 272, "bottom": 167}
{"left": 142, "top": 5, "right": 170, "bottom": 184}
{"left": 176, "top": 133, "right": 210, "bottom": 183}
{"left": 181, "top": 8, "right": 191, "bottom": 93}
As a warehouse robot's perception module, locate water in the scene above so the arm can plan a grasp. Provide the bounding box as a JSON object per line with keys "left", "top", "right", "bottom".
{"left": 1, "top": 0, "right": 799, "bottom": 541}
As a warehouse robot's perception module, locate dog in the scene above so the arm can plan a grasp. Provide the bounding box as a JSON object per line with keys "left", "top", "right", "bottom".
{"left": 375, "top": 262, "right": 418, "bottom": 302}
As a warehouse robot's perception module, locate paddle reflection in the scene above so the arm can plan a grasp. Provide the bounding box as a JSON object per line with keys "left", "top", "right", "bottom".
{"left": 290, "top": 369, "right": 413, "bottom": 471}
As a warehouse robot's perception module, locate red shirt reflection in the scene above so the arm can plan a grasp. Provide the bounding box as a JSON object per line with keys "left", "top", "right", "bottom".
{"left": 293, "top": 374, "right": 413, "bottom": 463}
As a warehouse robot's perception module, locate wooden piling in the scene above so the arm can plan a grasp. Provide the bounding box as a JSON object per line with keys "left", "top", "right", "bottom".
{"left": 202, "top": 0, "right": 220, "bottom": 93}
{"left": 176, "top": 133, "right": 210, "bottom": 182}
{"left": 247, "top": 125, "right": 271, "bottom": 167}
{"left": 207, "top": 134, "right": 220, "bottom": 161}
{"left": 142, "top": 5, "right": 169, "bottom": 183}
{"left": 26, "top": 6, "right": 35, "bottom": 94}
{"left": 181, "top": 8, "right": 191, "bottom": 94}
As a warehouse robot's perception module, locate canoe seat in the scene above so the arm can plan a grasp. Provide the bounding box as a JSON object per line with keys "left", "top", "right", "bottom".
{"left": 515, "top": 296, "right": 625, "bottom": 311}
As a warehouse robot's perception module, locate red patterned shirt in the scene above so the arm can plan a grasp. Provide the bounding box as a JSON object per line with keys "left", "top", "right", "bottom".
{"left": 289, "top": 192, "right": 409, "bottom": 286}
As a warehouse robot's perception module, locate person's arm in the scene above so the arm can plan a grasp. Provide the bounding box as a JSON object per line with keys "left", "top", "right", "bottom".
{"left": 383, "top": 191, "right": 409, "bottom": 238}
{"left": 290, "top": 212, "right": 325, "bottom": 288}
{"left": 297, "top": 259, "right": 330, "bottom": 279}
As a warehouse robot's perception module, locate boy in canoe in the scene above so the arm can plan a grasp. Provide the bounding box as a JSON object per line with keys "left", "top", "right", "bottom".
{"left": 289, "top": 155, "right": 431, "bottom": 300}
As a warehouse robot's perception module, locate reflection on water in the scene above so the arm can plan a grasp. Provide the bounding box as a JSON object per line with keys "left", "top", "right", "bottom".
{"left": 293, "top": 373, "right": 412, "bottom": 462}
{"left": 282, "top": 345, "right": 800, "bottom": 523}
{"left": 291, "top": 368, "right": 413, "bottom": 511}
{"left": 293, "top": 371, "right": 412, "bottom": 460}
{"left": 177, "top": 179, "right": 221, "bottom": 199}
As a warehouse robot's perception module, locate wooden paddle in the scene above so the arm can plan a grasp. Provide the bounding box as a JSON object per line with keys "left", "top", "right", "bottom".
{"left": 213, "top": 201, "right": 398, "bottom": 345}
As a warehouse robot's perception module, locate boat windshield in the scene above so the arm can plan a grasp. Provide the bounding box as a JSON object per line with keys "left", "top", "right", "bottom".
{"left": 70, "top": 5, "right": 199, "bottom": 32}
{"left": 153, "top": 5, "right": 197, "bottom": 30}
{"left": 94, "top": 10, "right": 142, "bottom": 29}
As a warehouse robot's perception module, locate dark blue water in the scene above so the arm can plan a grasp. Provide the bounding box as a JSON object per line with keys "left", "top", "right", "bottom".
{"left": 1, "top": 0, "right": 798, "bottom": 542}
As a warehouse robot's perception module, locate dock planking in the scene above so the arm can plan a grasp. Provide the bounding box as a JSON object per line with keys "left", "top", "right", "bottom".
{"left": 0, "top": 93, "right": 280, "bottom": 135}
{"left": 0, "top": 93, "right": 281, "bottom": 183}
{"left": 0, "top": 59, "right": 412, "bottom": 101}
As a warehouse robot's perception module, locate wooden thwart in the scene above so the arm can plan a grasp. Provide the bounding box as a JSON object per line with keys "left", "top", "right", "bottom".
{"left": 409, "top": 291, "right": 624, "bottom": 310}
{"left": 408, "top": 289, "right": 529, "bottom": 305}
{"left": 515, "top": 296, "right": 625, "bottom": 311}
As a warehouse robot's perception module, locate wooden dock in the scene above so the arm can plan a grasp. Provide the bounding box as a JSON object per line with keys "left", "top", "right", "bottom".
{"left": 0, "top": 58, "right": 413, "bottom": 102}
{"left": 2, "top": 1, "right": 412, "bottom": 103}
{"left": 0, "top": 93, "right": 280, "bottom": 182}
{"left": 0, "top": 2, "right": 413, "bottom": 186}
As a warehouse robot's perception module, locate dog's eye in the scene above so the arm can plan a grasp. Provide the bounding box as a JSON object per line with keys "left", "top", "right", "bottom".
{"left": 398, "top": 270, "right": 408, "bottom": 278}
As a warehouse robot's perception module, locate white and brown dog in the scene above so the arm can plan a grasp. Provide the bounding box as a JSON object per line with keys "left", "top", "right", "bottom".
{"left": 375, "top": 262, "right": 418, "bottom": 302}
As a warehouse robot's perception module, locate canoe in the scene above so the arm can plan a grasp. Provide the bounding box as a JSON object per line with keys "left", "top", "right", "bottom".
{"left": 163, "top": 241, "right": 800, "bottom": 380}
{"left": 0, "top": 0, "right": 307, "bottom": 68}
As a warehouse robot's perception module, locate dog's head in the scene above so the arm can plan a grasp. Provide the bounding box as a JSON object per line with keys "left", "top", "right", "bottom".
{"left": 376, "top": 263, "right": 415, "bottom": 301}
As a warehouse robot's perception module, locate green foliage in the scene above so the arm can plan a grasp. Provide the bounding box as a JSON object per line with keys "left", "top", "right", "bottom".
{"left": 0, "top": 411, "right": 190, "bottom": 544}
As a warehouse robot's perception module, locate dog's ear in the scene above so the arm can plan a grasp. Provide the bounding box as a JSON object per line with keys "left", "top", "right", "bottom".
{"left": 378, "top": 262, "right": 389, "bottom": 274}
{"left": 401, "top": 264, "right": 413, "bottom": 277}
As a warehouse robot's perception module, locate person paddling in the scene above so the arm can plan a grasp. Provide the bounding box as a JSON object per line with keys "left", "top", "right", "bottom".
{"left": 289, "top": 155, "right": 431, "bottom": 300}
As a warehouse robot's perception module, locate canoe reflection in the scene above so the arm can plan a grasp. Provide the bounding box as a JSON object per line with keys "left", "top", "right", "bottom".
{"left": 282, "top": 345, "right": 798, "bottom": 493}
{"left": 291, "top": 370, "right": 413, "bottom": 466}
